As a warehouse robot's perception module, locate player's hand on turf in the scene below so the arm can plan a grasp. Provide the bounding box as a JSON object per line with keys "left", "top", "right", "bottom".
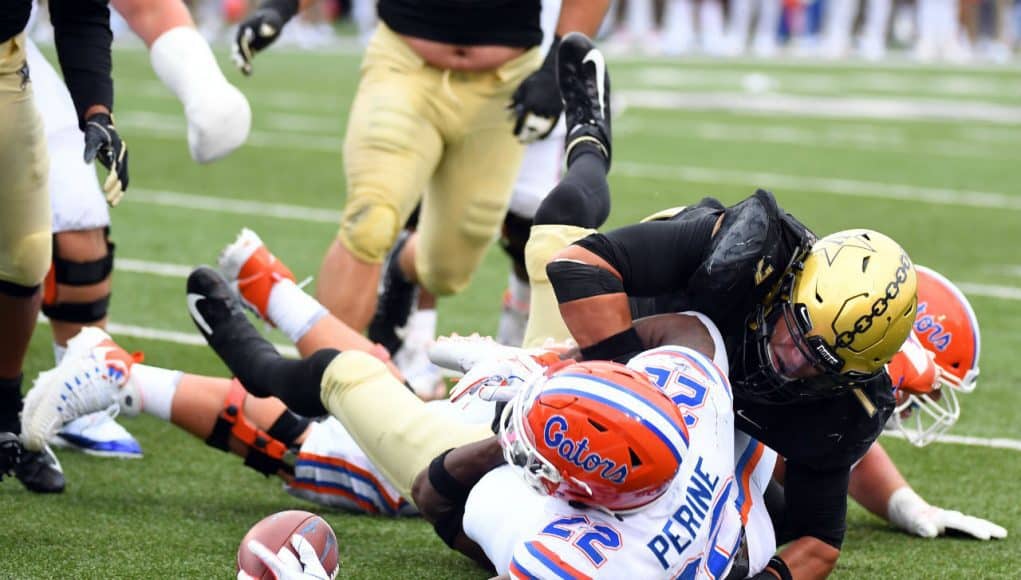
{"left": 889, "top": 487, "right": 1008, "bottom": 540}
{"left": 233, "top": 8, "right": 285, "bottom": 76}
{"left": 83, "top": 113, "right": 129, "bottom": 207}
{"left": 241, "top": 535, "right": 331, "bottom": 580}
{"left": 921, "top": 508, "right": 1008, "bottom": 540}
{"left": 509, "top": 38, "right": 563, "bottom": 143}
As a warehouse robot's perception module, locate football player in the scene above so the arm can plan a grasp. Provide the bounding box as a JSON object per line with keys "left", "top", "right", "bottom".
{"left": 230, "top": 0, "right": 609, "bottom": 349}
{"left": 368, "top": 0, "right": 569, "bottom": 397}
{"left": 1, "top": 0, "right": 127, "bottom": 493}
{"left": 513, "top": 33, "right": 920, "bottom": 578}
{"left": 24, "top": 36, "right": 139, "bottom": 459}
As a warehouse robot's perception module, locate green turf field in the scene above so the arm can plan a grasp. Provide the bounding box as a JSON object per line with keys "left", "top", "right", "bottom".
{"left": 2, "top": 44, "right": 1020, "bottom": 578}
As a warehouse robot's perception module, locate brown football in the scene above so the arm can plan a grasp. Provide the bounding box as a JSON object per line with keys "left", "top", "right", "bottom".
{"left": 237, "top": 510, "right": 339, "bottom": 579}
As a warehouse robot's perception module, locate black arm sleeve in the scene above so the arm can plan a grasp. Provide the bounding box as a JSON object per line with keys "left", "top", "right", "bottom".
{"left": 575, "top": 214, "right": 719, "bottom": 297}
{"left": 780, "top": 462, "right": 850, "bottom": 549}
{"left": 49, "top": 0, "right": 113, "bottom": 127}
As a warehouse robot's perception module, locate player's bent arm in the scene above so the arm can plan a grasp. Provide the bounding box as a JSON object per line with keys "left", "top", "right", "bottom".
{"left": 411, "top": 437, "right": 507, "bottom": 570}
{"left": 548, "top": 245, "right": 637, "bottom": 356}
{"left": 847, "top": 442, "right": 907, "bottom": 521}
{"left": 851, "top": 444, "right": 1007, "bottom": 540}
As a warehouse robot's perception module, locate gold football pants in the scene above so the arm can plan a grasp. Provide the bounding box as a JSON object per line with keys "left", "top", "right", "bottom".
{"left": 339, "top": 23, "right": 540, "bottom": 296}
{"left": 0, "top": 33, "right": 50, "bottom": 288}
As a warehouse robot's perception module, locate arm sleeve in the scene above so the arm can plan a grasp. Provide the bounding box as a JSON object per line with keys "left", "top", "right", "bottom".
{"left": 780, "top": 462, "right": 850, "bottom": 549}
{"left": 49, "top": 0, "right": 113, "bottom": 127}
{"left": 575, "top": 214, "right": 718, "bottom": 296}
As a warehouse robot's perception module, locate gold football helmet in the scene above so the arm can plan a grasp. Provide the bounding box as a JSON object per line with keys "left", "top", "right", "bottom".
{"left": 788, "top": 229, "right": 918, "bottom": 376}
{"left": 739, "top": 229, "right": 917, "bottom": 402}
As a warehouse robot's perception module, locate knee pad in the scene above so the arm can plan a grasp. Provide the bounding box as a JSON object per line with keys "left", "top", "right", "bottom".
{"left": 0, "top": 229, "right": 51, "bottom": 290}
{"left": 337, "top": 200, "right": 400, "bottom": 263}
{"left": 500, "top": 212, "right": 533, "bottom": 280}
{"left": 205, "top": 380, "right": 311, "bottom": 476}
{"left": 42, "top": 231, "right": 114, "bottom": 323}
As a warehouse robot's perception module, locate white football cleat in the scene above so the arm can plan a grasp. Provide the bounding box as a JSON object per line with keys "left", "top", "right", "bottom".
{"left": 52, "top": 411, "right": 143, "bottom": 459}
{"left": 218, "top": 228, "right": 296, "bottom": 322}
{"left": 20, "top": 327, "right": 135, "bottom": 452}
{"left": 186, "top": 81, "right": 252, "bottom": 164}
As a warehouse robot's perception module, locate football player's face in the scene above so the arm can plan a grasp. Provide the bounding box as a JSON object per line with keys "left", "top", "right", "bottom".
{"left": 767, "top": 318, "right": 822, "bottom": 380}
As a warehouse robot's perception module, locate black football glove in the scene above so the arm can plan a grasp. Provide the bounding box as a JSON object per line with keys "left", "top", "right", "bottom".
{"left": 509, "top": 36, "right": 563, "bottom": 144}
{"left": 232, "top": 0, "right": 299, "bottom": 76}
{"left": 83, "top": 112, "right": 129, "bottom": 206}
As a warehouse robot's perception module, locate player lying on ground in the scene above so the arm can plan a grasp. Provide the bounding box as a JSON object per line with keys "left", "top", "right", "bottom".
{"left": 17, "top": 226, "right": 1005, "bottom": 545}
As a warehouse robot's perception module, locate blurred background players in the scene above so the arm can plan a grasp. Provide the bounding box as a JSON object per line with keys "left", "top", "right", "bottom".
{"left": 1, "top": 0, "right": 128, "bottom": 493}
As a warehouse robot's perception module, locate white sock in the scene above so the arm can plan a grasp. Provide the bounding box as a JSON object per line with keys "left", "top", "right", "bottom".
{"left": 507, "top": 273, "right": 531, "bottom": 312}
{"left": 405, "top": 308, "right": 438, "bottom": 343}
{"left": 53, "top": 342, "right": 67, "bottom": 365}
{"left": 267, "top": 279, "right": 328, "bottom": 343}
{"left": 123, "top": 364, "right": 182, "bottom": 421}
{"left": 150, "top": 26, "right": 229, "bottom": 110}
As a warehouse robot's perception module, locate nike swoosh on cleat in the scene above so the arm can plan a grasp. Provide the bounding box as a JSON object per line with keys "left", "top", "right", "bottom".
{"left": 582, "top": 49, "right": 606, "bottom": 120}
{"left": 187, "top": 293, "right": 213, "bottom": 336}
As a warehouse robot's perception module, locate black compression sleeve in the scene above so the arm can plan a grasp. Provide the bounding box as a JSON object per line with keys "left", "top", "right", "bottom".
{"left": 781, "top": 463, "right": 849, "bottom": 548}
{"left": 50, "top": 0, "right": 113, "bottom": 126}
{"left": 534, "top": 152, "right": 610, "bottom": 229}
{"left": 576, "top": 216, "right": 719, "bottom": 296}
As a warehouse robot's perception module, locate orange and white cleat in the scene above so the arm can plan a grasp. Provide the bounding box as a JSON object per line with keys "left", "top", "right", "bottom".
{"left": 218, "top": 228, "right": 295, "bottom": 322}
{"left": 21, "top": 327, "right": 138, "bottom": 453}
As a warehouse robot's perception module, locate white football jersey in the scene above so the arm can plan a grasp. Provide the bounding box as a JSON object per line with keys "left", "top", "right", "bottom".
{"left": 464, "top": 315, "right": 776, "bottom": 579}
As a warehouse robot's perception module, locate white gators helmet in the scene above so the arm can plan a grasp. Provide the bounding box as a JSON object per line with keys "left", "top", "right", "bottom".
{"left": 885, "top": 266, "right": 980, "bottom": 447}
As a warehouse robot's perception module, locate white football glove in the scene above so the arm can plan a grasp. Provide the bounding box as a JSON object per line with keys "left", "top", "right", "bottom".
{"left": 887, "top": 487, "right": 1008, "bottom": 540}
{"left": 448, "top": 352, "right": 546, "bottom": 404}
{"left": 239, "top": 535, "right": 333, "bottom": 580}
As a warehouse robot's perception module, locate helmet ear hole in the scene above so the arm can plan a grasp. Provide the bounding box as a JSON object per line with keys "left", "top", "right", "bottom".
{"left": 628, "top": 448, "right": 643, "bottom": 467}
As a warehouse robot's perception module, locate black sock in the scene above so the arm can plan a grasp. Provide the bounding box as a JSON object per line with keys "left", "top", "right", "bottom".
{"left": 535, "top": 151, "right": 611, "bottom": 229}
{"left": 0, "top": 375, "right": 24, "bottom": 434}
{"left": 566, "top": 139, "right": 609, "bottom": 170}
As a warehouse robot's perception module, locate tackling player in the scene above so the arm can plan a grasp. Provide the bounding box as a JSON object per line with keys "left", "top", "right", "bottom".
{"left": 1, "top": 0, "right": 128, "bottom": 494}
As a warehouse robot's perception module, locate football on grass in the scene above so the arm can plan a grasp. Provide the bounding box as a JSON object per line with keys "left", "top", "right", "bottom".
{"left": 237, "top": 510, "right": 339, "bottom": 579}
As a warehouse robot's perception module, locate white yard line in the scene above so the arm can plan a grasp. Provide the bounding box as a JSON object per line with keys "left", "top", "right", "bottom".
{"left": 620, "top": 90, "right": 1021, "bottom": 124}
{"left": 129, "top": 189, "right": 341, "bottom": 224}
{"left": 116, "top": 258, "right": 192, "bottom": 278}
{"left": 957, "top": 283, "right": 1021, "bottom": 301}
{"left": 612, "top": 162, "right": 1021, "bottom": 211}
{"left": 615, "top": 119, "right": 1018, "bottom": 160}
{"left": 882, "top": 431, "right": 1021, "bottom": 451}
{"left": 35, "top": 315, "right": 300, "bottom": 358}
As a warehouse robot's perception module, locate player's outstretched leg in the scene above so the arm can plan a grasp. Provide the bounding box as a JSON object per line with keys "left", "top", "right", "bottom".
{"left": 186, "top": 266, "right": 336, "bottom": 417}
{"left": 20, "top": 327, "right": 137, "bottom": 454}
{"left": 559, "top": 32, "right": 612, "bottom": 169}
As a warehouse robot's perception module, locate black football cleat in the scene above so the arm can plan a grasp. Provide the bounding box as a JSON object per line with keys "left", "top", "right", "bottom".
{"left": 15, "top": 445, "right": 65, "bottom": 494}
{"left": 557, "top": 32, "right": 612, "bottom": 167}
{"left": 0, "top": 431, "right": 21, "bottom": 481}
{"left": 368, "top": 231, "right": 418, "bottom": 355}
{"left": 187, "top": 266, "right": 278, "bottom": 398}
